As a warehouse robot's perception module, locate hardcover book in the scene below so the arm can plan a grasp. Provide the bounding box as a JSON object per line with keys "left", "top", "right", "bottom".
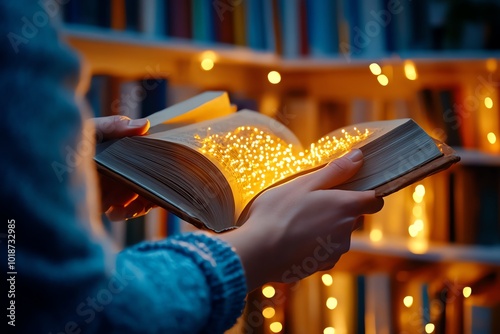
{"left": 95, "top": 91, "right": 460, "bottom": 232}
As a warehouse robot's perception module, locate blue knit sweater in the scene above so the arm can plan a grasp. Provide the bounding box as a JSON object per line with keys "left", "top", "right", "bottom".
{"left": 0, "top": 2, "right": 246, "bottom": 333}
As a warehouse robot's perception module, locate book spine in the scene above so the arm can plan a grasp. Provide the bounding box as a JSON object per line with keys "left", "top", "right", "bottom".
{"left": 245, "top": 0, "right": 265, "bottom": 50}
{"left": 306, "top": 0, "right": 338, "bottom": 58}
{"left": 167, "top": 0, "right": 192, "bottom": 38}
{"left": 138, "top": 0, "right": 165, "bottom": 36}
{"left": 278, "top": 0, "right": 300, "bottom": 59}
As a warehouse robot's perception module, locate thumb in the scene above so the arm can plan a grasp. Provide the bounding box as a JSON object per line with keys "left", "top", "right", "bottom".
{"left": 301, "top": 149, "right": 364, "bottom": 190}
{"left": 92, "top": 116, "right": 150, "bottom": 141}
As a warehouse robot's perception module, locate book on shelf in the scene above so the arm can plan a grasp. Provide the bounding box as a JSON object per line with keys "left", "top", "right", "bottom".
{"left": 94, "top": 91, "right": 460, "bottom": 232}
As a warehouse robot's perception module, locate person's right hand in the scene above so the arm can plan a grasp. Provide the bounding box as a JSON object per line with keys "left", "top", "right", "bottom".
{"left": 219, "top": 149, "right": 384, "bottom": 292}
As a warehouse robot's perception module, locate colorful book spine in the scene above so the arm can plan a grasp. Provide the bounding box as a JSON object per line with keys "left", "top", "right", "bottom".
{"left": 306, "top": 0, "right": 338, "bottom": 57}
{"left": 278, "top": 0, "right": 301, "bottom": 58}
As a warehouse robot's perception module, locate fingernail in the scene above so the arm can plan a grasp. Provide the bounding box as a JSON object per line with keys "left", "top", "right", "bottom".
{"left": 128, "top": 118, "right": 148, "bottom": 128}
{"left": 345, "top": 149, "right": 363, "bottom": 162}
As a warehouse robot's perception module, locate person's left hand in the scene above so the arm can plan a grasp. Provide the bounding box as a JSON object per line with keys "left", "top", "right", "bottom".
{"left": 92, "top": 115, "right": 155, "bottom": 220}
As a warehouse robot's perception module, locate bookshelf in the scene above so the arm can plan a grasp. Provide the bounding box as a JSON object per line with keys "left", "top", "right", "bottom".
{"left": 63, "top": 1, "right": 500, "bottom": 333}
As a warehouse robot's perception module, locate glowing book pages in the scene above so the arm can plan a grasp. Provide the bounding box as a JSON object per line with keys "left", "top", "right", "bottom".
{"left": 95, "top": 95, "right": 460, "bottom": 232}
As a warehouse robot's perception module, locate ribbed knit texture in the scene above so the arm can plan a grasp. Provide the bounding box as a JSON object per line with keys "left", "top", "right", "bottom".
{"left": 1, "top": 1, "right": 247, "bottom": 333}
{"left": 132, "top": 232, "right": 247, "bottom": 333}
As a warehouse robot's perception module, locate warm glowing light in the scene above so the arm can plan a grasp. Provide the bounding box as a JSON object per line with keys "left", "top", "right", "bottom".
{"left": 403, "top": 296, "right": 413, "bottom": 308}
{"left": 425, "top": 323, "right": 435, "bottom": 333}
{"left": 404, "top": 60, "right": 418, "bottom": 80}
{"left": 408, "top": 225, "right": 419, "bottom": 237}
{"left": 415, "top": 184, "right": 425, "bottom": 197}
{"left": 268, "top": 71, "right": 281, "bottom": 84}
{"left": 262, "top": 307, "right": 276, "bottom": 318}
{"left": 409, "top": 239, "right": 428, "bottom": 254}
{"left": 262, "top": 286, "right": 276, "bottom": 298}
{"left": 369, "top": 63, "right": 382, "bottom": 75}
{"left": 370, "top": 229, "right": 383, "bottom": 242}
{"left": 484, "top": 97, "right": 493, "bottom": 109}
{"left": 412, "top": 206, "right": 423, "bottom": 217}
{"left": 486, "top": 58, "right": 497, "bottom": 72}
{"left": 324, "top": 327, "right": 336, "bottom": 334}
{"left": 414, "top": 219, "right": 424, "bottom": 231}
{"left": 196, "top": 126, "right": 370, "bottom": 203}
{"left": 270, "top": 322, "right": 283, "bottom": 333}
{"left": 322, "top": 274, "right": 333, "bottom": 286}
{"left": 412, "top": 192, "right": 423, "bottom": 204}
{"left": 201, "top": 58, "right": 214, "bottom": 71}
{"left": 326, "top": 297, "right": 338, "bottom": 310}
{"left": 487, "top": 132, "right": 497, "bottom": 144}
{"left": 377, "top": 74, "right": 389, "bottom": 86}
{"left": 463, "top": 286, "right": 472, "bottom": 298}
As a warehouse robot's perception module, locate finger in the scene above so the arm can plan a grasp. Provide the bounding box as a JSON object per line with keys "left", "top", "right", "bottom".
{"left": 356, "top": 191, "right": 384, "bottom": 214}
{"left": 91, "top": 115, "right": 150, "bottom": 141}
{"left": 99, "top": 173, "right": 139, "bottom": 211}
{"left": 352, "top": 215, "right": 365, "bottom": 231}
{"left": 333, "top": 190, "right": 384, "bottom": 215}
{"left": 299, "top": 149, "right": 364, "bottom": 191}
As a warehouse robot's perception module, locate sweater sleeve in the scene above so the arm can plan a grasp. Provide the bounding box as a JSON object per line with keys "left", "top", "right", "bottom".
{"left": 0, "top": 2, "right": 246, "bottom": 333}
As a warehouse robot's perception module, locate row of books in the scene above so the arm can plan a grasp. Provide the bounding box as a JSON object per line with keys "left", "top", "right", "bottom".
{"left": 234, "top": 270, "right": 500, "bottom": 334}
{"left": 62, "top": 0, "right": 500, "bottom": 59}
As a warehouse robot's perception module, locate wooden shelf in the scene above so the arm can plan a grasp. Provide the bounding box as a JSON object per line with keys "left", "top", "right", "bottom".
{"left": 454, "top": 148, "right": 500, "bottom": 166}
{"left": 63, "top": 25, "right": 500, "bottom": 102}
{"left": 335, "top": 234, "right": 500, "bottom": 276}
{"left": 352, "top": 234, "right": 500, "bottom": 264}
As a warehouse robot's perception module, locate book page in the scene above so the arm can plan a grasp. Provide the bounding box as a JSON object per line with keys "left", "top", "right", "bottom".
{"left": 145, "top": 110, "right": 304, "bottom": 217}
{"left": 147, "top": 91, "right": 234, "bottom": 127}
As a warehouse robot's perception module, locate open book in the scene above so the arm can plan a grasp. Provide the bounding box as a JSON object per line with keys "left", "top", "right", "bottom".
{"left": 95, "top": 92, "right": 460, "bottom": 232}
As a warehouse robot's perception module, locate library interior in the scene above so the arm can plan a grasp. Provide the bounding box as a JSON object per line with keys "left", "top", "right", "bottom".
{"left": 12, "top": 0, "right": 500, "bottom": 333}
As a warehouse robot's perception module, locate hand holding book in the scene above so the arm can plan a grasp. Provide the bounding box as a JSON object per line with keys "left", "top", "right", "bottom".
{"left": 95, "top": 92, "right": 460, "bottom": 231}
{"left": 218, "top": 149, "right": 384, "bottom": 291}
{"left": 92, "top": 115, "right": 155, "bottom": 220}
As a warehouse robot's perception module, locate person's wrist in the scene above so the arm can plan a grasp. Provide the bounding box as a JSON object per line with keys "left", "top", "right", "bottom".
{"left": 219, "top": 222, "right": 276, "bottom": 292}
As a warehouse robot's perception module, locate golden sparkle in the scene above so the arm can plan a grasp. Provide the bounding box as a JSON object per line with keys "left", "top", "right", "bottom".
{"left": 195, "top": 126, "right": 370, "bottom": 201}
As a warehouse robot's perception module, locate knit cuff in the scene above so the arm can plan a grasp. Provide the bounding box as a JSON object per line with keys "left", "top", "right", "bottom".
{"left": 136, "top": 232, "right": 247, "bottom": 333}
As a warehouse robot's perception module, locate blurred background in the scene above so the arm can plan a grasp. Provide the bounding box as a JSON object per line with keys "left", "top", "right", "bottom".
{"left": 61, "top": 1, "right": 500, "bottom": 333}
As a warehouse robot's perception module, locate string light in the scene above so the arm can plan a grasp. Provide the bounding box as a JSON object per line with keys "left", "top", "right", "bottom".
{"left": 324, "top": 327, "right": 336, "bottom": 334}
{"left": 370, "top": 228, "right": 383, "bottom": 242}
{"left": 484, "top": 97, "right": 493, "bottom": 109}
{"left": 404, "top": 60, "right": 418, "bottom": 80}
{"left": 268, "top": 71, "right": 281, "bottom": 84}
{"left": 199, "top": 50, "right": 217, "bottom": 71}
{"left": 377, "top": 74, "right": 389, "bottom": 86}
{"left": 326, "top": 297, "right": 338, "bottom": 310}
{"left": 409, "top": 184, "right": 426, "bottom": 237}
{"left": 200, "top": 58, "right": 214, "bottom": 71}
{"left": 369, "top": 63, "right": 382, "bottom": 75}
{"left": 487, "top": 132, "right": 497, "bottom": 144}
{"left": 425, "top": 323, "right": 435, "bottom": 333}
{"left": 262, "top": 285, "right": 276, "bottom": 298}
{"left": 270, "top": 322, "right": 283, "bottom": 333}
{"left": 403, "top": 296, "right": 413, "bottom": 308}
{"left": 262, "top": 307, "right": 276, "bottom": 318}
{"left": 321, "top": 274, "right": 333, "bottom": 286}
{"left": 463, "top": 287, "right": 472, "bottom": 298}
{"left": 195, "top": 126, "right": 370, "bottom": 203}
